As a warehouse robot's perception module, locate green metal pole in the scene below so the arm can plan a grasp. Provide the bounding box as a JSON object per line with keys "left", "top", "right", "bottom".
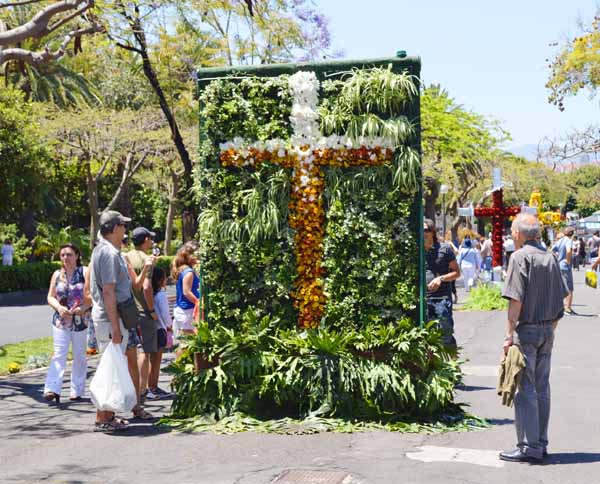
{"left": 197, "top": 77, "right": 210, "bottom": 324}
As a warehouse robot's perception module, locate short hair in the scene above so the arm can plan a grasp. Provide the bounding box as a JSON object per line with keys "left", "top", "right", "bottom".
{"left": 100, "top": 223, "right": 117, "bottom": 236}
{"left": 512, "top": 213, "right": 541, "bottom": 241}
{"left": 564, "top": 226, "right": 575, "bottom": 237}
{"left": 423, "top": 218, "right": 437, "bottom": 242}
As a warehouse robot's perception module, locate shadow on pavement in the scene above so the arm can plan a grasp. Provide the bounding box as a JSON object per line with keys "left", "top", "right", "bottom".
{"left": 456, "top": 385, "right": 495, "bottom": 392}
{"left": 544, "top": 453, "right": 600, "bottom": 465}
{"left": 487, "top": 418, "right": 514, "bottom": 426}
{"left": 0, "top": 379, "right": 46, "bottom": 403}
{"left": 7, "top": 463, "right": 112, "bottom": 484}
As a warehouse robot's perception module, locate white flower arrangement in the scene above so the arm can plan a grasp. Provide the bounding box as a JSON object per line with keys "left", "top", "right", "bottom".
{"left": 218, "top": 69, "right": 396, "bottom": 200}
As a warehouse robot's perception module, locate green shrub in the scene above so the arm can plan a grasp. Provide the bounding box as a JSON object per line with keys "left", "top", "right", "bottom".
{"left": 461, "top": 285, "right": 508, "bottom": 311}
{"left": 33, "top": 223, "right": 91, "bottom": 262}
{"left": 154, "top": 256, "right": 174, "bottom": 280}
{"left": 0, "top": 261, "right": 60, "bottom": 293}
{"left": 0, "top": 224, "right": 31, "bottom": 264}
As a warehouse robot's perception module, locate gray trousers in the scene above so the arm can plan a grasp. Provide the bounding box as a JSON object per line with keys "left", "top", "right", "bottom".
{"left": 513, "top": 323, "right": 554, "bottom": 459}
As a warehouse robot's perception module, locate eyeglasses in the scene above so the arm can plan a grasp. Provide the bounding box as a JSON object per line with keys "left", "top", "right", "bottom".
{"left": 424, "top": 228, "right": 432, "bottom": 233}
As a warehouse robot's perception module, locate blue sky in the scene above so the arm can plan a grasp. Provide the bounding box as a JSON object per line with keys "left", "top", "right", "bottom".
{"left": 317, "top": 0, "right": 599, "bottom": 148}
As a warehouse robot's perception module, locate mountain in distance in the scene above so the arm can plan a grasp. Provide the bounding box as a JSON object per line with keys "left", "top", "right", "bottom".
{"left": 506, "top": 144, "right": 539, "bottom": 161}
{"left": 506, "top": 144, "right": 599, "bottom": 172}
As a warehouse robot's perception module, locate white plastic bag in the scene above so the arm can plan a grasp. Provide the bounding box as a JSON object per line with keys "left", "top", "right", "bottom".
{"left": 90, "top": 342, "right": 137, "bottom": 413}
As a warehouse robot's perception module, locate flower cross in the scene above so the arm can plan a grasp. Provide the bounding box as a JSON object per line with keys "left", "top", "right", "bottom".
{"left": 219, "top": 71, "right": 394, "bottom": 328}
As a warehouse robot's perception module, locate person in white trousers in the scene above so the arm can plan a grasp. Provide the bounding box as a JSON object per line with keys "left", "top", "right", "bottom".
{"left": 458, "top": 238, "right": 482, "bottom": 293}
{"left": 44, "top": 243, "right": 91, "bottom": 403}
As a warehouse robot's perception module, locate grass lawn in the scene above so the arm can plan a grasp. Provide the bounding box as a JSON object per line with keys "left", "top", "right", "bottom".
{"left": 0, "top": 337, "right": 54, "bottom": 376}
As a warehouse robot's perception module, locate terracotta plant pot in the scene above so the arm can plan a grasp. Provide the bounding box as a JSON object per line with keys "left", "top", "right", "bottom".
{"left": 193, "top": 352, "right": 219, "bottom": 373}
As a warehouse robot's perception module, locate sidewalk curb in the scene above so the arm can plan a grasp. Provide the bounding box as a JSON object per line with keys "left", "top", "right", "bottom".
{"left": 0, "top": 354, "right": 100, "bottom": 380}
{"left": 0, "top": 289, "right": 47, "bottom": 306}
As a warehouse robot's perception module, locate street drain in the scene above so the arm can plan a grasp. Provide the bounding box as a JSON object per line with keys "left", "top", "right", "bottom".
{"left": 272, "top": 469, "right": 352, "bottom": 484}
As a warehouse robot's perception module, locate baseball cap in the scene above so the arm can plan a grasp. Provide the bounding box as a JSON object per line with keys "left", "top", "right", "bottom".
{"left": 99, "top": 210, "right": 131, "bottom": 229}
{"left": 132, "top": 227, "right": 156, "bottom": 246}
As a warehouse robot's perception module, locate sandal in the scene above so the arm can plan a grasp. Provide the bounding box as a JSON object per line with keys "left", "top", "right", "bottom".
{"left": 93, "top": 416, "right": 129, "bottom": 433}
{"left": 132, "top": 406, "right": 154, "bottom": 420}
{"left": 44, "top": 392, "right": 60, "bottom": 404}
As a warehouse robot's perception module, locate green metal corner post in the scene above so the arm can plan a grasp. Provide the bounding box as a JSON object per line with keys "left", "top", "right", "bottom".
{"left": 197, "top": 77, "right": 209, "bottom": 322}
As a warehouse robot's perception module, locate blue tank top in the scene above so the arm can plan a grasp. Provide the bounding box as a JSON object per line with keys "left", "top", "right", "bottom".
{"left": 176, "top": 267, "right": 200, "bottom": 310}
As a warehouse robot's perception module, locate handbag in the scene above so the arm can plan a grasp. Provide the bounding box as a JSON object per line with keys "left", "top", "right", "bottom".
{"left": 117, "top": 295, "right": 140, "bottom": 330}
{"left": 585, "top": 270, "right": 598, "bottom": 289}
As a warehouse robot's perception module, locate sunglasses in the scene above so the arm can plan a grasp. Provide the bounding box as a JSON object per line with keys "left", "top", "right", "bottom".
{"left": 424, "top": 228, "right": 433, "bottom": 233}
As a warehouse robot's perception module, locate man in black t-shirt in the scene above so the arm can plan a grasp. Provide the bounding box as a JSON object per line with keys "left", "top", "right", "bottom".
{"left": 424, "top": 219, "right": 461, "bottom": 350}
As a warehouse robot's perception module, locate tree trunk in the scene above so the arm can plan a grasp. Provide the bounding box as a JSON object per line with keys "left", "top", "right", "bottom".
{"left": 124, "top": 18, "right": 198, "bottom": 240}
{"left": 164, "top": 171, "right": 179, "bottom": 256}
{"left": 424, "top": 176, "right": 439, "bottom": 221}
{"left": 86, "top": 163, "right": 100, "bottom": 248}
{"left": 19, "top": 209, "right": 36, "bottom": 260}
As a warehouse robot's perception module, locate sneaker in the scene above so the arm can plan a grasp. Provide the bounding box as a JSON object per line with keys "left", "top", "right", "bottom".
{"left": 149, "top": 386, "right": 172, "bottom": 399}
{"left": 145, "top": 389, "right": 161, "bottom": 401}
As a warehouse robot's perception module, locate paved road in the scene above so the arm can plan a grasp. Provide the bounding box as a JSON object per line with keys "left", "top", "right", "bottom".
{"left": 0, "top": 270, "right": 599, "bottom": 484}
{"left": 0, "top": 303, "right": 53, "bottom": 345}
{"left": 0, "top": 286, "right": 177, "bottom": 346}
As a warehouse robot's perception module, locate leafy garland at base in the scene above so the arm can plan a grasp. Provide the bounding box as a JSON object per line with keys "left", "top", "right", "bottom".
{"left": 159, "top": 410, "right": 489, "bottom": 435}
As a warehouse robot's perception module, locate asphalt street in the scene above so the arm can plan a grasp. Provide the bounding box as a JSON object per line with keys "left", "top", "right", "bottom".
{"left": 0, "top": 270, "right": 599, "bottom": 484}
{"left": 0, "top": 302, "right": 53, "bottom": 345}
{"left": 0, "top": 286, "right": 177, "bottom": 346}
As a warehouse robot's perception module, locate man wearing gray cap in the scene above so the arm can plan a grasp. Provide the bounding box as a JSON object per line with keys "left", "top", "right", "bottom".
{"left": 89, "top": 210, "right": 133, "bottom": 431}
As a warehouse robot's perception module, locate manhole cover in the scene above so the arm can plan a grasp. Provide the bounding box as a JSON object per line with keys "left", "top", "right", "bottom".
{"left": 272, "top": 469, "right": 352, "bottom": 484}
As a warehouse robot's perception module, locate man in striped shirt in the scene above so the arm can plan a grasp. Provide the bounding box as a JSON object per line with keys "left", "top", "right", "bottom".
{"left": 499, "top": 213, "right": 568, "bottom": 464}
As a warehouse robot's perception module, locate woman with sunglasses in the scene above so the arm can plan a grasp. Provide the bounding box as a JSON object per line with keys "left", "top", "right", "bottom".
{"left": 44, "top": 243, "right": 91, "bottom": 403}
{"left": 424, "top": 219, "right": 460, "bottom": 352}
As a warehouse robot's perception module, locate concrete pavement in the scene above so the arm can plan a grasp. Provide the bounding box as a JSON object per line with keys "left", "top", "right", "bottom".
{"left": 1, "top": 269, "right": 600, "bottom": 484}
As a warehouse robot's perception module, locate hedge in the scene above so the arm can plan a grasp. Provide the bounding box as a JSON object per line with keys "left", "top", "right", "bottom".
{"left": 0, "top": 262, "right": 60, "bottom": 293}
{"left": 0, "top": 257, "right": 175, "bottom": 293}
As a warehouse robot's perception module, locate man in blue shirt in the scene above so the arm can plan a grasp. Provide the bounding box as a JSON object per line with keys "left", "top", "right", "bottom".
{"left": 552, "top": 227, "right": 574, "bottom": 314}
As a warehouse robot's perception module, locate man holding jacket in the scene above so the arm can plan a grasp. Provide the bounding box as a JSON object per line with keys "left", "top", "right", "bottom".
{"left": 500, "top": 213, "right": 568, "bottom": 463}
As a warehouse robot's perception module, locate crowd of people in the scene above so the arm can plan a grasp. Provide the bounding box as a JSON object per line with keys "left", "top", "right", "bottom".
{"left": 426, "top": 221, "right": 600, "bottom": 350}
{"left": 41, "top": 210, "right": 201, "bottom": 433}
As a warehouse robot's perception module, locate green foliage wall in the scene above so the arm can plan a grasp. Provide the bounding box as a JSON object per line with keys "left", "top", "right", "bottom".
{"left": 196, "top": 63, "right": 421, "bottom": 331}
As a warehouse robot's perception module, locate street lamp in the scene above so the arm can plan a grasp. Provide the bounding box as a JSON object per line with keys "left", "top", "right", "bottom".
{"left": 440, "top": 184, "right": 449, "bottom": 238}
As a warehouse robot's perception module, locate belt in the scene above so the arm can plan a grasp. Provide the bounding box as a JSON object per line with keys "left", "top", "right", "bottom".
{"left": 518, "top": 320, "right": 554, "bottom": 326}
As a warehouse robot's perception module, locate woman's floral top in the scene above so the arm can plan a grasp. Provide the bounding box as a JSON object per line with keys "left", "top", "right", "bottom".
{"left": 52, "top": 266, "right": 90, "bottom": 332}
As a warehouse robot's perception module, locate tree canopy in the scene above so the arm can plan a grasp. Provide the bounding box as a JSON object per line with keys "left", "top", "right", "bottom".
{"left": 546, "top": 13, "right": 600, "bottom": 110}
